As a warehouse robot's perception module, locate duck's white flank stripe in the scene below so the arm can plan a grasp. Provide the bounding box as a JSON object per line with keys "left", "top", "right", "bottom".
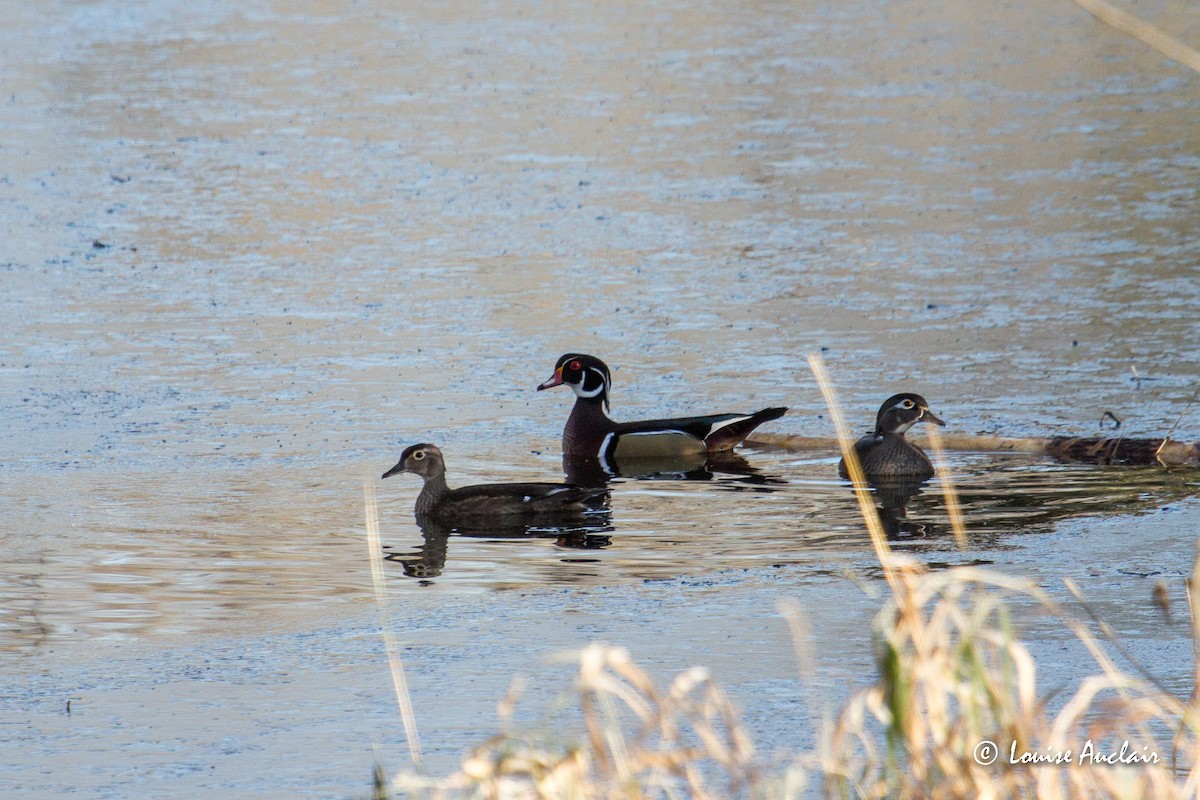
{"left": 706, "top": 414, "right": 751, "bottom": 437}
{"left": 620, "top": 429, "right": 692, "bottom": 438}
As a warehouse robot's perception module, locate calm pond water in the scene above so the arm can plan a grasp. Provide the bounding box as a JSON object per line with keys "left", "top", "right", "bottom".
{"left": 2, "top": 0, "right": 1199, "bottom": 796}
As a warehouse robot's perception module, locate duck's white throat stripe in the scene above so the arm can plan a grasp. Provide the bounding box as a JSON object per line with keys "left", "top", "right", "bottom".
{"left": 570, "top": 367, "right": 610, "bottom": 399}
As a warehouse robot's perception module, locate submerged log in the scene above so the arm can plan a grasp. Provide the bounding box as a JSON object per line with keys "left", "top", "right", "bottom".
{"left": 745, "top": 432, "right": 1200, "bottom": 467}
{"left": 1044, "top": 436, "right": 1200, "bottom": 466}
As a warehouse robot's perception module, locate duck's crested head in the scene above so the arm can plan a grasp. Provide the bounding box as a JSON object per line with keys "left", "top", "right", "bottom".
{"left": 874, "top": 393, "right": 945, "bottom": 436}
{"left": 382, "top": 442, "right": 446, "bottom": 480}
{"left": 537, "top": 353, "right": 613, "bottom": 410}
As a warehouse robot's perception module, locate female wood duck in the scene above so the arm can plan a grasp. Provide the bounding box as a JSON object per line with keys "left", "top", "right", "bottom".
{"left": 382, "top": 443, "right": 606, "bottom": 520}
{"left": 537, "top": 353, "right": 787, "bottom": 461}
{"left": 838, "top": 393, "right": 945, "bottom": 480}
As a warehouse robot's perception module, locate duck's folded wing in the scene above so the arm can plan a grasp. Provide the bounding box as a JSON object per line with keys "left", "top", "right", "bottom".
{"left": 445, "top": 482, "right": 597, "bottom": 515}
{"left": 614, "top": 407, "right": 787, "bottom": 451}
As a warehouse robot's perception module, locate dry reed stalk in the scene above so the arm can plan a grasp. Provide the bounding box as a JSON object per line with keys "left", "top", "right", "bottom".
{"left": 1071, "top": 0, "right": 1200, "bottom": 74}
{"left": 805, "top": 354, "right": 897, "bottom": 580}
{"left": 924, "top": 425, "right": 968, "bottom": 550}
{"left": 1180, "top": 545, "right": 1200, "bottom": 794}
{"left": 365, "top": 478, "right": 423, "bottom": 766}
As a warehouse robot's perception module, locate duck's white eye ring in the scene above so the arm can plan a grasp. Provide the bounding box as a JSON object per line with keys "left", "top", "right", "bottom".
{"left": 413, "top": 451, "right": 426, "bottom": 460}
{"left": 901, "top": 399, "right": 915, "bottom": 409}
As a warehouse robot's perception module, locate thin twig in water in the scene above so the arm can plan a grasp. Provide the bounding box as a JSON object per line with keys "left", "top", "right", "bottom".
{"left": 1160, "top": 387, "right": 1200, "bottom": 445}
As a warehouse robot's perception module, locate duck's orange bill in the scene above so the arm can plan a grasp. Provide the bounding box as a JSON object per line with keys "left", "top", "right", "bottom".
{"left": 537, "top": 367, "right": 564, "bottom": 391}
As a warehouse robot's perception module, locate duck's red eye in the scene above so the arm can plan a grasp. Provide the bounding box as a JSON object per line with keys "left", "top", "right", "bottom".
{"left": 568, "top": 360, "right": 582, "bottom": 371}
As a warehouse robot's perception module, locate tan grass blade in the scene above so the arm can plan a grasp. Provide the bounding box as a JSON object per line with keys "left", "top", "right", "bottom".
{"left": 805, "top": 353, "right": 895, "bottom": 579}
{"left": 1181, "top": 545, "right": 1200, "bottom": 789}
{"left": 777, "top": 599, "right": 816, "bottom": 680}
{"left": 364, "top": 478, "right": 423, "bottom": 766}
{"left": 925, "top": 425, "right": 968, "bottom": 550}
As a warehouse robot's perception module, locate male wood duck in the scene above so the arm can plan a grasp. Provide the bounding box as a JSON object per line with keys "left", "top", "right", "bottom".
{"left": 838, "top": 393, "right": 945, "bottom": 480}
{"left": 537, "top": 353, "right": 787, "bottom": 461}
{"left": 382, "top": 443, "right": 607, "bottom": 520}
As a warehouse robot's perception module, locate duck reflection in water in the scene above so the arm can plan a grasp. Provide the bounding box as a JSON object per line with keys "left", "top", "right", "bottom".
{"left": 867, "top": 477, "right": 935, "bottom": 539}
{"left": 839, "top": 393, "right": 946, "bottom": 539}
{"left": 562, "top": 449, "right": 787, "bottom": 490}
{"left": 384, "top": 513, "right": 614, "bottom": 581}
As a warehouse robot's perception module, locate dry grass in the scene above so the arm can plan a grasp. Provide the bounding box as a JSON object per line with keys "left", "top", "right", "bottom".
{"left": 372, "top": 356, "right": 1200, "bottom": 798}
{"left": 819, "top": 559, "right": 1200, "bottom": 799}
{"left": 378, "top": 563, "right": 1200, "bottom": 799}
{"left": 387, "top": 643, "right": 763, "bottom": 799}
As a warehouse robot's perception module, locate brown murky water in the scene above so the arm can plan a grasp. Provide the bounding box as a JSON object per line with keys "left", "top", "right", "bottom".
{"left": 2, "top": 0, "right": 1199, "bottom": 796}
